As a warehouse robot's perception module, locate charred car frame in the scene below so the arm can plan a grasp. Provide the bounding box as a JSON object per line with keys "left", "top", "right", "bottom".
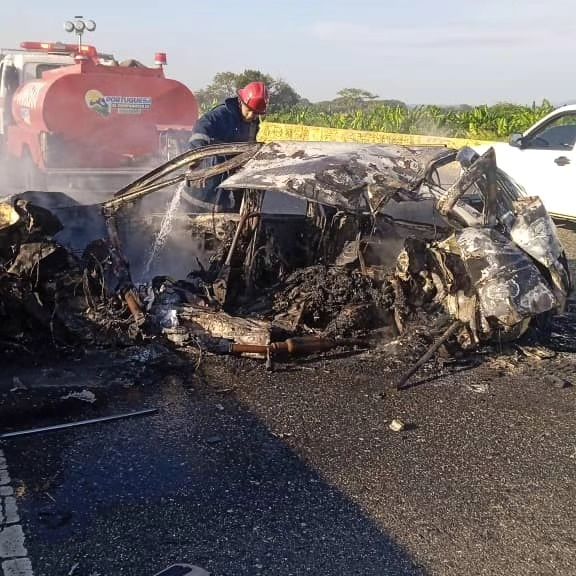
{"left": 1, "top": 141, "right": 571, "bottom": 382}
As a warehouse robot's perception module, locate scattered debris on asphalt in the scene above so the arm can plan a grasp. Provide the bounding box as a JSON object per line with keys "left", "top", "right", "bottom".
{"left": 0, "top": 408, "right": 158, "bottom": 439}
{"left": 545, "top": 375, "right": 573, "bottom": 389}
{"left": 10, "top": 376, "right": 27, "bottom": 391}
{"left": 60, "top": 390, "right": 97, "bottom": 404}
{"left": 389, "top": 419, "right": 406, "bottom": 432}
{"left": 153, "top": 564, "right": 211, "bottom": 576}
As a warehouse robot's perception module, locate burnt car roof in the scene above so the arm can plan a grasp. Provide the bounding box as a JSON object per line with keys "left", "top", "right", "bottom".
{"left": 220, "top": 141, "right": 456, "bottom": 212}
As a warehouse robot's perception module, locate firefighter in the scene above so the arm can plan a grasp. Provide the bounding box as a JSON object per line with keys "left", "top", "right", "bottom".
{"left": 185, "top": 81, "right": 269, "bottom": 212}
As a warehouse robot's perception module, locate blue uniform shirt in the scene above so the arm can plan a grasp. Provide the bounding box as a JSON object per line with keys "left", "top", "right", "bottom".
{"left": 188, "top": 97, "right": 260, "bottom": 149}
{"left": 185, "top": 97, "right": 260, "bottom": 211}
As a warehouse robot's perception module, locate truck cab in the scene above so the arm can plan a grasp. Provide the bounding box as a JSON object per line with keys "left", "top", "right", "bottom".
{"left": 0, "top": 49, "right": 73, "bottom": 137}
{"left": 475, "top": 104, "right": 576, "bottom": 221}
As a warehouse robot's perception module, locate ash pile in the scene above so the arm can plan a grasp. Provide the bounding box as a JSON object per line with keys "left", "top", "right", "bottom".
{"left": 0, "top": 200, "right": 141, "bottom": 361}
{"left": 1, "top": 141, "right": 571, "bottom": 379}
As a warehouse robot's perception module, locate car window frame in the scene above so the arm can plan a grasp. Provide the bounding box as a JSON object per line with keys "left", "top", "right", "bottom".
{"left": 522, "top": 111, "right": 576, "bottom": 152}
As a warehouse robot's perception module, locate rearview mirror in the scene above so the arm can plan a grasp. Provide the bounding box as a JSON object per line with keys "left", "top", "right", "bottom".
{"left": 509, "top": 133, "right": 523, "bottom": 148}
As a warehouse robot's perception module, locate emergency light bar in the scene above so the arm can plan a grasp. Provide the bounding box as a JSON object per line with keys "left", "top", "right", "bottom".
{"left": 20, "top": 41, "right": 98, "bottom": 58}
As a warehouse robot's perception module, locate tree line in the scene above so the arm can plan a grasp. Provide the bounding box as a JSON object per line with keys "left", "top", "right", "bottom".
{"left": 194, "top": 70, "right": 554, "bottom": 140}
{"left": 194, "top": 69, "right": 408, "bottom": 113}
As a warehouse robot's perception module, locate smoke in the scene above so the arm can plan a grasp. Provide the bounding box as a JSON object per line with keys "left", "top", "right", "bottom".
{"left": 0, "top": 155, "right": 219, "bottom": 285}
{"left": 123, "top": 183, "right": 204, "bottom": 283}
{"left": 113, "top": 178, "right": 214, "bottom": 284}
{"left": 0, "top": 156, "right": 31, "bottom": 200}
{"left": 0, "top": 167, "right": 136, "bottom": 253}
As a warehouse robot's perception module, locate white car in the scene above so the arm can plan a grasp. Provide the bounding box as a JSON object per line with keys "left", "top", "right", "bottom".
{"left": 475, "top": 104, "right": 576, "bottom": 221}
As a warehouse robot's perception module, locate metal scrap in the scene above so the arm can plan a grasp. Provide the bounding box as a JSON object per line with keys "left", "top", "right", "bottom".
{"left": 0, "top": 140, "right": 571, "bottom": 377}
{"left": 0, "top": 408, "right": 158, "bottom": 439}
{"left": 0, "top": 201, "right": 143, "bottom": 357}
{"left": 222, "top": 141, "right": 454, "bottom": 211}
{"left": 105, "top": 143, "right": 569, "bottom": 365}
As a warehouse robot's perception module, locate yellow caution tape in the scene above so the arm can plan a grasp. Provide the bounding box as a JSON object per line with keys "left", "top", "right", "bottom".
{"left": 259, "top": 122, "right": 497, "bottom": 148}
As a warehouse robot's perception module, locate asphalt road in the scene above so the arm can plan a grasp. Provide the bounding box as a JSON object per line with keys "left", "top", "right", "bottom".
{"left": 1, "top": 228, "right": 576, "bottom": 576}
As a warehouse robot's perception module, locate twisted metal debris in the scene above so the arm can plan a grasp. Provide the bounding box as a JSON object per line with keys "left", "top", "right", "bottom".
{"left": 0, "top": 140, "right": 571, "bottom": 379}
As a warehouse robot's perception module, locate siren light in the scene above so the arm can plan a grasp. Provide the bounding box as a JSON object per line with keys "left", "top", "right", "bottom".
{"left": 154, "top": 52, "right": 167, "bottom": 67}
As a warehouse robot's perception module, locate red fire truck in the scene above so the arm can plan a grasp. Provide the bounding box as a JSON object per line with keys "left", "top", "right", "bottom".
{"left": 0, "top": 40, "right": 199, "bottom": 193}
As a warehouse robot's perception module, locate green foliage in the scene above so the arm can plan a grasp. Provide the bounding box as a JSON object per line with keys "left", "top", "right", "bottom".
{"left": 335, "top": 88, "right": 379, "bottom": 107}
{"left": 267, "top": 100, "right": 556, "bottom": 140}
{"left": 234, "top": 69, "right": 274, "bottom": 91}
{"left": 195, "top": 70, "right": 302, "bottom": 113}
{"left": 194, "top": 73, "right": 555, "bottom": 139}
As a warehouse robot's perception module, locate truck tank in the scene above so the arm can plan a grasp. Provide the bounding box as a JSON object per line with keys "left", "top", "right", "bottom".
{"left": 10, "top": 59, "right": 199, "bottom": 169}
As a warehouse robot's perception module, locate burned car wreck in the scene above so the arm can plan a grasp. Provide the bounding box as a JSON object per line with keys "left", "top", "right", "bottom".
{"left": 0, "top": 141, "right": 571, "bottom": 384}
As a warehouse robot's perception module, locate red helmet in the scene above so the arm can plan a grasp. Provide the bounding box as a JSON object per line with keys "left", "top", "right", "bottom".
{"left": 238, "top": 82, "right": 269, "bottom": 114}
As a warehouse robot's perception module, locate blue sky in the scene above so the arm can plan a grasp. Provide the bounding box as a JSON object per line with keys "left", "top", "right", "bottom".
{"left": 1, "top": 0, "right": 574, "bottom": 105}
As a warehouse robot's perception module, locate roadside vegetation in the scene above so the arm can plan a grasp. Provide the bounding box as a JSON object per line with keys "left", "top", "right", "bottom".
{"left": 195, "top": 71, "right": 556, "bottom": 141}
{"left": 267, "top": 101, "right": 555, "bottom": 140}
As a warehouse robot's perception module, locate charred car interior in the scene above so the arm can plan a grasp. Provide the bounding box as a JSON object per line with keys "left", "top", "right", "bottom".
{"left": 0, "top": 141, "right": 571, "bottom": 386}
